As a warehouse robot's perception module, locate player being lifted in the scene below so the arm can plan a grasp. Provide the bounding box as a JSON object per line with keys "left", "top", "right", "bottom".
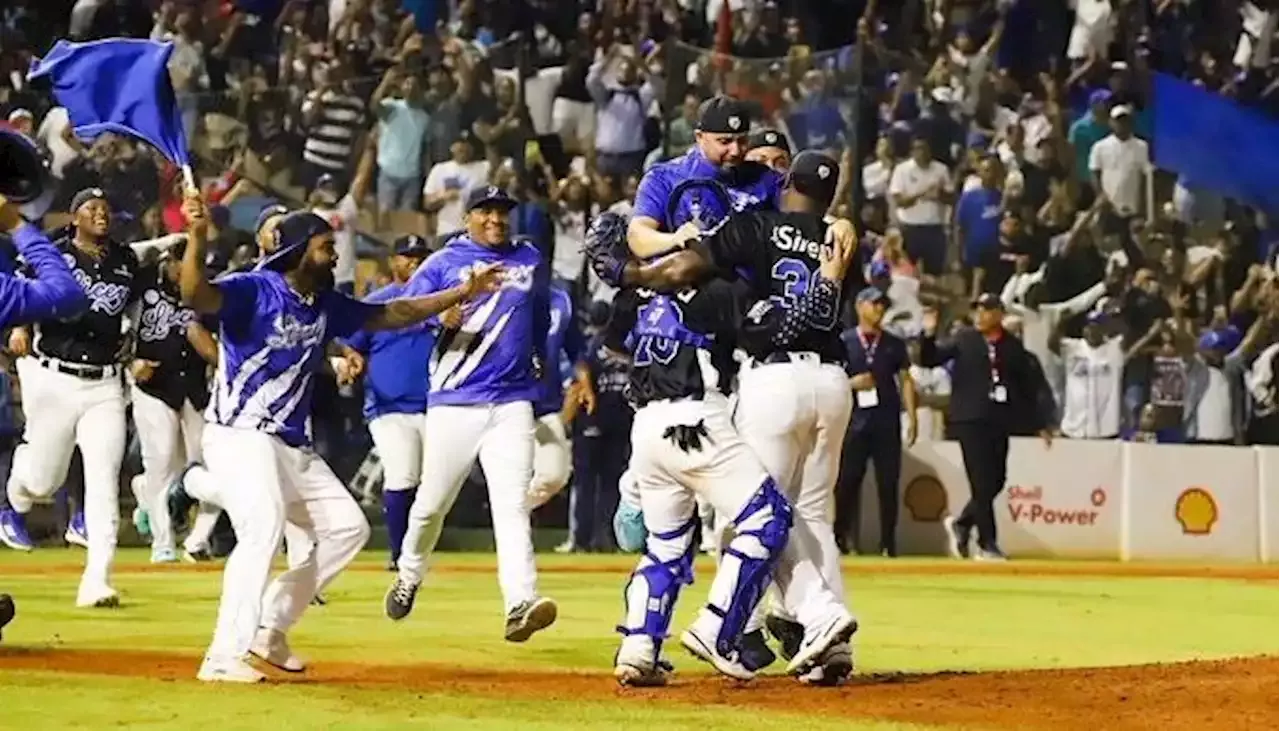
{"left": 611, "top": 151, "right": 863, "bottom": 685}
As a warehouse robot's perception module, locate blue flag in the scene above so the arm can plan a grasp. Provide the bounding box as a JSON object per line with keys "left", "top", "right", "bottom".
{"left": 28, "top": 38, "right": 189, "bottom": 167}
{"left": 1153, "top": 73, "right": 1278, "bottom": 217}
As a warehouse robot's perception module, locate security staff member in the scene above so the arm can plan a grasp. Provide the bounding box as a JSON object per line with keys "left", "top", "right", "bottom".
{"left": 920, "top": 294, "right": 1053, "bottom": 561}
{"left": 129, "top": 240, "right": 218, "bottom": 563}
{"left": 835, "top": 287, "right": 917, "bottom": 557}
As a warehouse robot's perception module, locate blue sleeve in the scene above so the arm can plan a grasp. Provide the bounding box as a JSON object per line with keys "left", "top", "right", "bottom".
{"left": 632, "top": 167, "right": 672, "bottom": 227}
{"left": 0, "top": 223, "right": 88, "bottom": 327}
{"left": 214, "top": 272, "right": 267, "bottom": 326}
{"left": 324, "top": 291, "right": 383, "bottom": 341}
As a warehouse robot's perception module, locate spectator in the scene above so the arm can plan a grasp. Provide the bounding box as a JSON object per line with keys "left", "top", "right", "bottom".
{"left": 972, "top": 210, "right": 1032, "bottom": 299}
{"left": 299, "top": 59, "right": 367, "bottom": 190}
{"left": 1051, "top": 311, "right": 1130, "bottom": 439}
{"left": 1088, "top": 105, "right": 1150, "bottom": 227}
{"left": 372, "top": 68, "right": 431, "bottom": 224}
{"left": 586, "top": 48, "right": 655, "bottom": 179}
{"left": 1069, "top": 90, "right": 1113, "bottom": 189}
{"left": 1184, "top": 314, "right": 1276, "bottom": 444}
{"left": 861, "top": 135, "right": 897, "bottom": 206}
{"left": 889, "top": 135, "right": 951, "bottom": 276}
{"left": 954, "top": 155, "right": 1003, "bottom": 272}
{"left": 422, "top": 132, "right": 490, "bottom": 236}
{"left": 664, "top": 93, "right": 701, "bottom": 157}
{"left": 904, "top": 336, "right": 951, "bottom": 441}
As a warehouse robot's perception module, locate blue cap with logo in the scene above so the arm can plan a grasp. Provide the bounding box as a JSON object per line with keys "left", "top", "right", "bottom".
{"left": 256, "top": 211, "right": 333, "bottom": 272}
{"left": 465, "top": 185, "right": 518, "bottom": 212}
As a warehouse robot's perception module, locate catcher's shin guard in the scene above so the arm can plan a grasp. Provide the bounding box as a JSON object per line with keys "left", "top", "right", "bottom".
{"left": 708, "top": 478, "right": 793, "bottom": 657}
{"left": 616, "top": 514, "right": 698, "bottom": 651}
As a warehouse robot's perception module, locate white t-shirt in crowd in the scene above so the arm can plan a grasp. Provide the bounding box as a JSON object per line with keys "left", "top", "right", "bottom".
{"left": 888, "top": 158, "right": 951, "bottom": 226}
{"left": 553, "top": 208, "right": 590, "bottom": 282}
{"left": 861, "top": 159, "right": 893, "bottom": 200}
{"left": 311, "top": 194, "right": 360, "bottom": 287}
{"left": 1059, "top": 336, "right": 1124, "bottom": 439}
{"left": 906, "top": 364, "right": 951, "bottom": 441}
{"left": 883, "top": 273, "right": 924, "bottom": 338}
{"left": 1195, "top": 365, "right": 1234, "bottom": 441}
{"left": 423, "top": 160, "right": 490, "bottom": 235}
{"left": 1088, "top": 134, "right": 1150, "bottom": 216}
{"left": 1068, "top": 0, "right": 1115, "bottom": 60}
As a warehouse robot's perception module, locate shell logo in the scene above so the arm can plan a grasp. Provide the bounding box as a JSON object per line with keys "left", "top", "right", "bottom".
{"left": 903, "top": 475, "right": 947, "bottom": 522}
{"left": 1174, "top": 487, "right": 1218, "bottom": 536}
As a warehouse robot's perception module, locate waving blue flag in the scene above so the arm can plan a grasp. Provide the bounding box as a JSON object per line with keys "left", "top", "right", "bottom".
{"left": 28, "top": 38, "right": 190, "bottom": 168}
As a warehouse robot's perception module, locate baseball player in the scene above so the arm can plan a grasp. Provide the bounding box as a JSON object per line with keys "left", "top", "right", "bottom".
{"left": 176, "top": 196, "right": 500, "bottom": 683}
{"left": 744, "top": 129, "right": 793, "bottom": 173}
{"left": 616, "top": 152, "right": 863, "bottom": 684}
{"left": 526, "top": 280, "right": 593, "bottom": 510}
{"left": 384, "top": 186, "right": 581, "bottom": 645}
{"left": 596, "top": 209, "right": 859, "bottom": 687}
{"left": 3, "top": 188, "right": 144, "bottom": 608}
{"left": 336, "top": 234, "right": 434, "bottom": 571}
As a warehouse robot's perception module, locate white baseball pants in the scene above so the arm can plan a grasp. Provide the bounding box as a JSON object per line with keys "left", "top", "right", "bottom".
{"left": 7, "top": 357, "right": 126, "bottom": 600}
{"left": 367, "top": 412, "right": 426, "bottom": 493}
{"left": 528, "top": 413, "right": 572, "bottom": 508}
{"left": 398, "top": 400, "right": 538, "bottom": 612}
{"left": 199, "top": 423, "right": 370, "bottom": 663}
{"left": 130, "top": 385, "right": 204, "bottom": 553}
{"left": 734, "top": 356, "right": 854, "bottom": 617}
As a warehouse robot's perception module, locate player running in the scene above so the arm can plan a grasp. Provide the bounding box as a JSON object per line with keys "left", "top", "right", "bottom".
{"left": 616, "top": 151, "right": 862, "bottom": 685}
{"left": 384, "top": 186, "right": 588, "bottom": 644}
{"left": 176, "top": 194, "right": 501, "bottom": 683}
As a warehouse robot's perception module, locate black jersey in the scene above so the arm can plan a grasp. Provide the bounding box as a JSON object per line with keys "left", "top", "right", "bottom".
{"left": 605, "top": 279, "right": 754, "bottom": 407}
{"left": 133, "top": 265, "right": 210, "bottom": 410}
{"left": 692, "top": 210, "right": 860, "bottom": 363}
{"left": 31, "top": 233, "right": 142, "bottom": 366}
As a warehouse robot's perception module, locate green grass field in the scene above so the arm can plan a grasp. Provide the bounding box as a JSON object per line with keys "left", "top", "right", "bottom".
{"left": 0, "top": 549, "right": 1275, "bottom": 730}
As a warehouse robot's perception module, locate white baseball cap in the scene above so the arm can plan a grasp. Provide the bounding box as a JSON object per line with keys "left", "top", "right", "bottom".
{"left": 1109, "top": 105, "right": 1132, "bottom": 119}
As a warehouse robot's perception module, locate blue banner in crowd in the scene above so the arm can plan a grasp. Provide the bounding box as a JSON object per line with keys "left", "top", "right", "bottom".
{"left": 1153, "top": 73, "right": 1279, "bottom": 218}
{"left": 28, "top": 38, "right": 190, "bottom": 167}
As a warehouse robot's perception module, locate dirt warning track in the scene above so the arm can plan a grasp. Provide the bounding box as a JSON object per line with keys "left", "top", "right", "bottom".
{"left": 0, "top": 647, "right": 1274, "bottom": 730}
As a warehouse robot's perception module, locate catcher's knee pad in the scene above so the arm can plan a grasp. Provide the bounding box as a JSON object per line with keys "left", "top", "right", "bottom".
{"left": 712, "top": 478, "right": 794, "bottom": 655}
{"left": 616, "top": 513, "right": 698, "bottom": 644}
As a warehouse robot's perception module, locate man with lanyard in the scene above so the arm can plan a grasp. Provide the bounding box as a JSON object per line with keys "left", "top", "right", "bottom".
{"left": 2, "top": 188, "right": 145, "bottom": 608}
{"left": 129, "top": 239, "right": 218, "bottom": 563}
{"left": 335, "top": 234, "right": 433, "bottom": 571}
{"left": 0, "top": 181, "right": 92, "bottom": 638}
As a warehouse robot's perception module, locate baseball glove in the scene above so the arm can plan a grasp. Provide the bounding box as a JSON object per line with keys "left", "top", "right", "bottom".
{"left": 582, "top": 210, "right": 631, "bottom": 287}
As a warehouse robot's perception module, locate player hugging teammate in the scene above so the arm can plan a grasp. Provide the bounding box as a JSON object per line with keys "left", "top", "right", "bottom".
{"left": 586, "top": 94, "right": 866, "bottom": 687}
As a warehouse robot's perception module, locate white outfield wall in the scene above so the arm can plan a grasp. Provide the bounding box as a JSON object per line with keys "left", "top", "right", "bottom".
{"left": 853, "top": 440, "right": 1280, "bottom": 563}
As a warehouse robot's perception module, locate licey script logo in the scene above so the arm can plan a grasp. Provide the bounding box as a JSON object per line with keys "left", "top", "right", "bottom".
{"left": 1174, "top": 487, "right": 1218, "bottom": 536}
{"left": 903, "top": 475, "right": 947, "bottom": 522}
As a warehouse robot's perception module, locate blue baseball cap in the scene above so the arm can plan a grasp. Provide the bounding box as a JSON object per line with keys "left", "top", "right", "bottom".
{"left": 254, "top": 204, "right": 289, "bottom": 233}
{"left": 393, "top": 234, "right": 430, "bottom": 257}
{"left": 256, "top": 211, "right": 333, "bottom": 272}
{"left": 465, "top": 185, "right": 518, "bottom": 212}
{"left": 1088, "top": 89, "right": 1114, "bottom": 108}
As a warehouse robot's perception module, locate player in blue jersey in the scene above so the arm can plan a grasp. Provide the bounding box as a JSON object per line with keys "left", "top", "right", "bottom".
{"left": 336, "top": 234, "right": 433, "bottom": 572}
{"left": 175, "top": 195, "right": 502, "bottom": 683}
{"left": 526, "top": 281, "right": 594, "bottom": 510}
{"left": 385, "top": 186, "right": 590, "bottom": 643}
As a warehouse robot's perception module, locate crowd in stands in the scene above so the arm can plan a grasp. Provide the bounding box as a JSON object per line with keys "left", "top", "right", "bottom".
{"left": 0, "top": 0, "right": 1275, "bottom": 547}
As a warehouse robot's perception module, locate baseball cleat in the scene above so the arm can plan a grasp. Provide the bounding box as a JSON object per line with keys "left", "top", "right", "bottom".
{"left": 249, "top": 628, "right": 305, "bottom": 673}
{"left": 974, "top": 546, "right": 1009, "bottom": 562}
{"left": 504, "top": 596, "right": 558, "bottom": 642}
{"left": 0, "top": 509, "right": 34, "bottom": 551}
{"left": 385, "top": 577, "right": 420, "bottom": 621}
{"left": 132, "top": 506, "right": 151, "bottom": 538}
{"left": 167, "top": 464, "right": 200, "bottom": 535}
{"left": 679, "top": 626, "right": 755, "bottom": 681}
{"left": 739, "top": 629, "right": 777, "bottom": 671}
{"left": 150, "top": 547, "right": 178, "bottom": 564}
{"left": 75, "top": 584, "right": 120, "bottom": 609}
{"left": 765, "top": 614, "right": 804, "bottom": 661}
{"left": 197, "top": 656, "right": 266, "bottom": 684}
{"left": 64, "top": 512, "right": 88, "bottom": 548}
{"left": 0, "top": 593, "right": 14, "bottom": 641}
{"left": 798, "top": 642, "right": 854, "bottom": 686}
{"left": 943, "top": 516, "right": 971, "bottom": 559}
{"left": 386, "top": 557, "right": 398, "bottom": 572}
{"left": 183, "top": 548, "right": 212, "bottom": 563}
{"left": 785, "top": 613, "right": 858, "bottom": 674}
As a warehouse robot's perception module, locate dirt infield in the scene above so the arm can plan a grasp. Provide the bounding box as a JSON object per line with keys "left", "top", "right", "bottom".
{"left": 0, "top": 647, "right": 1273, "bottom": 730}
{"left": 6, "top": 559, "right": 1278, "bottom": 582}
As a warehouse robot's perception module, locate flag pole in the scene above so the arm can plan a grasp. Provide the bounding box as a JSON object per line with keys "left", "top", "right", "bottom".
{"left": 181, "top": 164, "right": 197, "bottom": 194}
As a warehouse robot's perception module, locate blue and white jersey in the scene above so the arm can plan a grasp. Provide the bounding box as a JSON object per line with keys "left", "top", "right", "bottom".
{"left": 209, "top": 270, "right": 377, "bottom": 447}
{"left": 341, "top": 281, "right": 433, "bottom": 421}
{"left": 403, "top": 235, "right": 545, "bottom": 407}
{"left": 533, "top": 283, "right": 583, "bottom": 418}
{"left": 632, "top": 148, "right": 784, "bottom": 232}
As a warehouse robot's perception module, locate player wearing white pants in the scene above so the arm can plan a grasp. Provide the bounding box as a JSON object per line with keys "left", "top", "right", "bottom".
{"left": 130, "top": 386, "right": 205, "bottom": 558}
{"left": 176, "top": 202, "right": 493, "bottom": 683}
{"left": 528, "top": 413, "right": 572, "bottom": 507}
{"left": 3, "top": 189, "right": 145, "bottom": 607}
{"left": 385, "top": 186, "right": 583, "bottom": 643}
{"left": 526, "top": 282, "right": 586, "bottom": 510}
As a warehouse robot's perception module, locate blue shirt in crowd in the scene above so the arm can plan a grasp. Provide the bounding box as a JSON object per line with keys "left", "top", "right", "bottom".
{"left": 954, "top": 185, "right": 1003, "bottom": 266}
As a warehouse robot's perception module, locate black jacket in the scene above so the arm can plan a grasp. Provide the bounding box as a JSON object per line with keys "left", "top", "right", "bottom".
{"left": 920, "top": 326, "right": 1052, "bottom": 431}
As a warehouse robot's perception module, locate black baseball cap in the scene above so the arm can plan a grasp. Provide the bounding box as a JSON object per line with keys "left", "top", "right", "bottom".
{"left": 69, "top": 187, "right": 108, "bottom": 214}
{"left": 785, "top": 150, "right": 840, "bottom": 208}
{"left": 747, "top": 128, "right": 791, "bottom": 153}
{"left": 973, "top": 293, "right": 1004, "bottom": 310}
{"left": 696, "top": 96, "right": 751, "bottom": 135}
{"left": 465, "top": 185, "right": 518, "bottom": 212}
{"left": 393, "top": 234, "right": 430, "bottom": 257}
